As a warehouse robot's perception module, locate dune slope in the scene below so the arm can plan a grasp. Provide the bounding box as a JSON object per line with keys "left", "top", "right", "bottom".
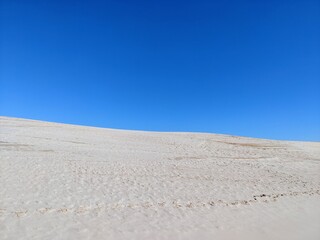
{"left": 1, "top": 117, "right": 320, "bottom": 240}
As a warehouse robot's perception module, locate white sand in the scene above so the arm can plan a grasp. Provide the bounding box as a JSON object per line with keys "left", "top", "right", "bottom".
{"left": 1, "top": 116, "right": 319, "bottom": 240}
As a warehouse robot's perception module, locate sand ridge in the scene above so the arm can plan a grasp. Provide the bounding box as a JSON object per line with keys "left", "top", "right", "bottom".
{"left": 1, "top": 116, "right": 320, "bottom": 240}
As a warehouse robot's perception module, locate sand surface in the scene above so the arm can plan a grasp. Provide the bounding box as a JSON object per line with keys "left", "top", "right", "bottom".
{"left": 1, "top": 116, "right": 320, "bottom": 240}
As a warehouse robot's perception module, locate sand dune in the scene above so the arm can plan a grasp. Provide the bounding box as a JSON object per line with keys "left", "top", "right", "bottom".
{"left": 1, "top": 116, "right": 319, "bottom": 240}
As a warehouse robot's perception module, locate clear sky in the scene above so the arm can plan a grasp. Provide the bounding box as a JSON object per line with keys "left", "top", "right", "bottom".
{"left": 1, "top": 0, "right": 319, "bottom": 141}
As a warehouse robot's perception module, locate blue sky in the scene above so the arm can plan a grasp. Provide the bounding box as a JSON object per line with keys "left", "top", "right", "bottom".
{"left": 1, "top": 0, "right": 319, "bottom": 141}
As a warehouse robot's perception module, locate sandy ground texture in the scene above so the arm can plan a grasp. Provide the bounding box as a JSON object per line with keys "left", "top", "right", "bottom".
{"left": 1, "top": 116, "right": 320, "bottom": 240}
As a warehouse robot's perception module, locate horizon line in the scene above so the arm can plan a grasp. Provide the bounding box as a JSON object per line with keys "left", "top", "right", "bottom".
{"left": 1, "top": 115, "right": 319, "bottom": 143}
